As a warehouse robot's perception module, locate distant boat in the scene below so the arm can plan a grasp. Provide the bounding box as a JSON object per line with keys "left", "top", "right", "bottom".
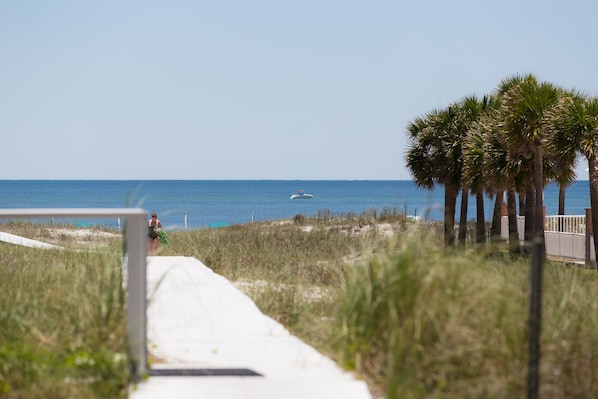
{"left": 290, "top": 190, "right": 313, "bottom": 200}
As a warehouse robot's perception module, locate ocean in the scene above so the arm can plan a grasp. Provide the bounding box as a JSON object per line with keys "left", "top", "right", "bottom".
{"left": 0, "top": 180, "right": 592, "bottom": 231}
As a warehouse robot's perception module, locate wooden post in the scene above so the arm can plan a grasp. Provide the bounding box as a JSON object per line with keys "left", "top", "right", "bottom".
{"left": 126, "top": 211, "right": 148, "bottom": 378}
{"left": 527, "top": 237, "right": 544, "bottom": 399}
{"left": 586, "top": 208, "right": 598, "bottom": 267}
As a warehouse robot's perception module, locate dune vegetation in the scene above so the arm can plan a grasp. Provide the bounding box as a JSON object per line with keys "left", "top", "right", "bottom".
{"left": 2, "top": 215, "right": 598, "bottom": 398}
{"left": 0, "top": 226, "right": 128, "bottom": 399}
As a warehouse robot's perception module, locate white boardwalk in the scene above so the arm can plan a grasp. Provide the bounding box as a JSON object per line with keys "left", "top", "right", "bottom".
{"left": 130, "top": 256, "right": 371, "bottom": 399}
{"left": 0, "top": 231, "right": 60, "bottom": 249}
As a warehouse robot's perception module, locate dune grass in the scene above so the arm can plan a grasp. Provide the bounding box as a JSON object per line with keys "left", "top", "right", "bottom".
{"left": 339, "top": 240, "right": 598, "bottom": 399}
{"left": 159, "top": 216, "right": 408, "bottom": 328}
{"left": 0, "top": 235, "right": 129, "bottom": 399}
{"left": 3, "top": 216, "right": 598, "bottom": 398}
{"left": 161, "top": 218, "right": 598, "bottom": 398}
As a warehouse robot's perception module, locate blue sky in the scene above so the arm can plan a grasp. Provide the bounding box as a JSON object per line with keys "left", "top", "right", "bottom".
{"left": 1, "top": 1, "right": 597, "bottom": 180}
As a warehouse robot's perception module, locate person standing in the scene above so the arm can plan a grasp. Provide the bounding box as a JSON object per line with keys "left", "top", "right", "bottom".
{"left": 148, "top": 213, "right": 163, "bottom": 254}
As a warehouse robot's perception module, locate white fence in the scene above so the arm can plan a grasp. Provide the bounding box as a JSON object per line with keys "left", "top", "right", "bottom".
{"left": 0, "top": 208, "right": 148, "bottom": 378}
{"left": 501, "top": 214, "right": 595, "bottom": 264}
{"left": 545, "top": 215, "right": 586, "bottom": 234}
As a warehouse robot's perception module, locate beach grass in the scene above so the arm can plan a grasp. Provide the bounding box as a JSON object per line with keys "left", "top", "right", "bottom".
{"left": 0, "top": 232, "right": 129, "bottom": 399}
{"left": 3, "top": 216, "right": 598, "bottom": 398}
{"left": 161, "top": 218, "right": 598, "bottom": 398}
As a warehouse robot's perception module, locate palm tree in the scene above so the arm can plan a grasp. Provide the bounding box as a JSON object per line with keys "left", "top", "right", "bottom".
{"left": 406, "top": 105, "right": 464, "bottom": 247}
{"left": 480, "top": 109, "right": 524, "bottom": 255}
{"left": 463, "top": 122, "right": 486, "bottom": 244}
{"left": 405, "top": 115, "right": 436, "bottom": 191}
{"left": 499, "top": 74, "right": 561, "bottom": 254}
{"left": 548, "top": 93, "right": 598, "bottom": 264}
{"left": 546, "top": 90, "right": 580, "bottom": 219}
{"left": 462, "top": 94, "right": 501, "bottom": 245}
{"left": 455, "top": 96, "right": 482, "bottom": 246}
{"left": 481, "top": 74, "right": 529, "bottom": 255}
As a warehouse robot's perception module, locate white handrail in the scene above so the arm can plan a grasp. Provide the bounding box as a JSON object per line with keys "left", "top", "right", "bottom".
{"left": 545, "top": 215, "right": 586, "bottom": 234}
{"left": 0, "top": 208, "right": 148, "bottom": 378}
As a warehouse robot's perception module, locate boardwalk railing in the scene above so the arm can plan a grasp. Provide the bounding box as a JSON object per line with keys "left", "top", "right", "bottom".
{"left": 0, "top": 208, "right": 148, "bottom": 378}
{"left": 501, "top": 213, "right": 596, "bottom": 264}
{"left": 545, "top": 215, "right": 586, "bottom": 234}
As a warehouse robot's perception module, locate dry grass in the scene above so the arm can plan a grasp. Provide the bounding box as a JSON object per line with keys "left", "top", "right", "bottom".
{"left": 3, "top": 217, "right": 598, "bottom": 398}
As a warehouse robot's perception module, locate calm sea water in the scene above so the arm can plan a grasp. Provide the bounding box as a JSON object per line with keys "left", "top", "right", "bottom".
{"left": 0, "top": 180, "right": 592, "bottom": 231}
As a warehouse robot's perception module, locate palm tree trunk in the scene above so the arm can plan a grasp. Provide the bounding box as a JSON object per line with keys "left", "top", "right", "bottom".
{"left": 558, "top": 183, "right": 566, "bottom": 232}
{"left": 458, "top": 188, "right": 468, "bottom": 247}
{"left": 444, "top": 184, "right": 458, "bottom": 247}
{"left": 476, "top": 191, "right": 485, "bottom": 244}
{"left": 524, "top": 176, "right": 535, "bottom": 253}
{"left": 558, "top": 183, "right": 566, "bottom": 216}
{"left": 533, "top": 140, "right": 546, "bottom": 256}
{"left": 490, "top": 192, "right": 503, "bottom": 243}
{"left": 588, "top": 156, "right": 598, "bottom": 270}
{"left": 508, "top": 184, "right": 520, "bottom": 256}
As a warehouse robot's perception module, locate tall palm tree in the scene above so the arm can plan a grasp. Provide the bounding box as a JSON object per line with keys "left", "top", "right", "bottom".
{"left": 455, "top": 97, "right": 482, "bottom": 246}
{"left": 499, "top": 74, "right": 561, "bottom": 254}
{"left": 484, "top": 74, "right": 529, "bottom": 255}
{"left": 462, "top": 94, "right": 502, "bottom": 245}
{"left": 405, "top": 115, "right": 436, "bottom": 191}
{"left": 481, "top": 109, "right": 524, "bottom": 255}
{"left": 463, "top": 121, "right": 486, "bottom": 244}
{"left": 546, "top": 90, "right": 580, "bottom": 218}
{"left": 406, "top": 105, "right": 464, "bottom": 247}
{"left": 548, "top": 93, "right": 598, "bottom": 264}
